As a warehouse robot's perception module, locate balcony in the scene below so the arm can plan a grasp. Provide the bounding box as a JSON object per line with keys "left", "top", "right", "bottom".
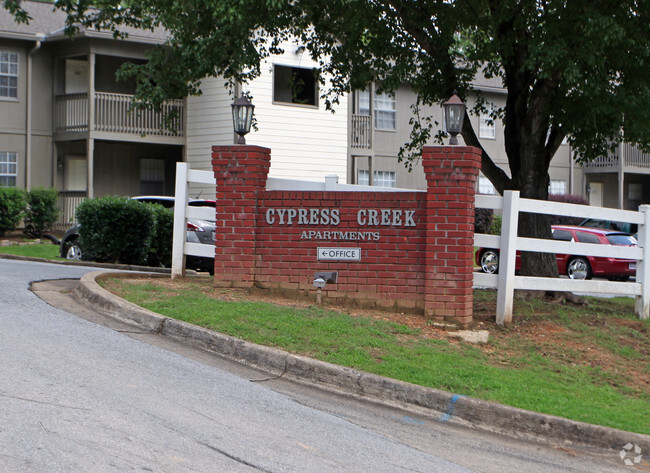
{"left": 350, "top": 114, "right": 372, "bottom": 150}
{"left": 583, "top": 143, "right": 650, "bottom": 172}
{"left": 54, "top": 92, "right": 185, "bottom": 141}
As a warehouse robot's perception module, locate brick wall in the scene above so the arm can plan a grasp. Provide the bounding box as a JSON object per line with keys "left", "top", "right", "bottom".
{"left": 212, "top": 144, "right": 481, "bottom": 326}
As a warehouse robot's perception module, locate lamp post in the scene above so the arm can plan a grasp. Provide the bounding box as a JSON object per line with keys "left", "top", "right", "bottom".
{"left": 442, "top": 93, "right": 466, "bottom": 145}
{"left": 231, "top": 93, "right": 255, "bottom": 144}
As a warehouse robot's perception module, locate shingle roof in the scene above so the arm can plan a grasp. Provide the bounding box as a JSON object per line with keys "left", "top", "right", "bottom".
{"left": 0, "top": 0, "right": 167, "bottom": 43}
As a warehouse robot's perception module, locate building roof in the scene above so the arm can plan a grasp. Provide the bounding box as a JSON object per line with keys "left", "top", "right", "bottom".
{"left": 0, "top": 0, "right": 167, "bottom": 44}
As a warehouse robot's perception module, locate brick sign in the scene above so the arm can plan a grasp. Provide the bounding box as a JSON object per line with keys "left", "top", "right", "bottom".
{"left": 211, "top": 145, "right": 480, "bottom": 326}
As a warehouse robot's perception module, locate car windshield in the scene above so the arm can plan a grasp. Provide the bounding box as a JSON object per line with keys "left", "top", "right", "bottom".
{"left": 607, "top": 234, "right": 637, "bottom": 246}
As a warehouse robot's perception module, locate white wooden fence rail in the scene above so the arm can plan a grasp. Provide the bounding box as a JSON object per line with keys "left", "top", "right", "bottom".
{"left": 474, "top": 191, "right": 650, "bottom": 324}
{"left": 172, "top": 163, "right": 650, "bottom": 322}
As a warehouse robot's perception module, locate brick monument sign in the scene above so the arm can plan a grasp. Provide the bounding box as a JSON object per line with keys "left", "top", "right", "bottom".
{"left": 211, "top": 145, "right": 481, "bottom": 326}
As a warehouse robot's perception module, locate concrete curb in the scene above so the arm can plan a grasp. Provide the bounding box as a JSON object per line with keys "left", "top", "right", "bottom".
{"left": 75, "top": 270, "right": 650, "bottom": 453}
{"left": 0, "top": 253, "right": 172, "bottom": 273}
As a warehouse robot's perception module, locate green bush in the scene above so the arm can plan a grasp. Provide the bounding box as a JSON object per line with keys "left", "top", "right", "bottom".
{"left": 0, "top": 188, "right": 27, "bottom": 236}
{"left": 25, "top": 188, "right": 60, "bottom": 237}
{"left": 147, "top": 204, "right": 174, "bottom": 267}
{"left": 76, "top": 196, "right": 156, "bottom": 264}
{"left": 489, "top": 214, "right": 502, "bottom": 235}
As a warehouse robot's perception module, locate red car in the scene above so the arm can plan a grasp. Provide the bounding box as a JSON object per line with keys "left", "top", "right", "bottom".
{"left": 476, "top": 225, "right": 637, "bottom": 281}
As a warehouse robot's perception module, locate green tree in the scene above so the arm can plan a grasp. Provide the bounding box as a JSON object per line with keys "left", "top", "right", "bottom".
{"left": 7, "top": 0, "right": 649, "bottom": 276}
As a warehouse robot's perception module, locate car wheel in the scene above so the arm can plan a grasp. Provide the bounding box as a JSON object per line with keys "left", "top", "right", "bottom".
{"left": 567, "top": 257, "right": 592, "bottom": 280}
{"left": 479, "top": 250, "right": 499, "bottom": 274}
{"left": 65, "top": 241, "right": 82, "bottom": 260}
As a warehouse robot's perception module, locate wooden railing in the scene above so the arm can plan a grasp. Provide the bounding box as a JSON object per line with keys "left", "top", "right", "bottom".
{"left": 350, "top": 114, "right": 372, "bottom": 149}
{"left": 95, "top": 92, "right": 184, "bottom": 136}
{"left": 54, "top": 93, "right": 89, "bottom": 133}
{"left": 56, "top": 190, "right": 87, "bottom": 229}
{"left": 584, "top": 143, "right": 650, "bottom": 169}
{"left": 54, "top": 93, "right": 185, "bottom": 137}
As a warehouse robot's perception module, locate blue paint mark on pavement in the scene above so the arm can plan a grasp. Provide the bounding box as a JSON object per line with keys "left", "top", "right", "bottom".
{"left": 440, "top": 394, "right": 465, "bottom": 422}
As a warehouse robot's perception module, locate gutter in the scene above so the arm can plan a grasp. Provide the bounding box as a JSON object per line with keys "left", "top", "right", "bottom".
{"left": 25, "top": 33, "right": 45, "bottom": 191}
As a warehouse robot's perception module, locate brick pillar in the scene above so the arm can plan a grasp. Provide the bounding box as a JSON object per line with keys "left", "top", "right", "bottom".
{"left": 211, "top": 145, "right": 271, "bottom": 288}
{"left": 422, "top": 146, "right": 481, "bottom": 327}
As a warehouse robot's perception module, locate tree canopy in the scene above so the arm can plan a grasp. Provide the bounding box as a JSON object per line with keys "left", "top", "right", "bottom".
{"left": 6, "top": 0, "right": 650, "bottom": 276}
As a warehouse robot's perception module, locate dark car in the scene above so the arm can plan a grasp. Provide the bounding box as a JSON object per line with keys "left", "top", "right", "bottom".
{"left": 59, "top": 196, "right": 216, "bottom": 273}
{"left": 476, "top": 225, "right": 637, "bottom": 281}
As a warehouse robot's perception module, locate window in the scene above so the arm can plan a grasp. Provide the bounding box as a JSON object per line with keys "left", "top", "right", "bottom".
{"left": 357, "top": 169, "right": 396, "bottom": 187}
{"left": 140, "top": 158, "right": 165, "bottom": 195}
{"left": 576, "top": 231, "right": 600, "bottom": 244}
{"left": 358, "top": 89, "right": 396, "bottom": 130}
{"left": 479, "top": 105, "right": 496, "bottom": 139}
{"left": 357, "top": 169, "right": 370, "bottom": 185}
{"left": 478, "top": 176, "right": 496, "bottom": 195}
{"left": 552, "top": 229, "right": 573, "bottom": 242}
{"left": 374, "top": 171, "right": 396, "bottom": 188}
{"left": 0, "top": 152, "right": 17, "bottom": 186}
{"left": 273, "top": 65, "right": 318, "bottom": 106}
{"left": 0, "top": 51, "right": 19, "bottom": 98}
{"left": 549, "top": 180, "right": 566, "bottom": 195}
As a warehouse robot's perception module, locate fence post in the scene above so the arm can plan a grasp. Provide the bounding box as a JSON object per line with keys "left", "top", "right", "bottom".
{"left": 496, "top": 190, "right": 520, "bottom": 325}
{"left": 635, "top": 205, "right": 650, "bottom": 319}
{"left": 171, "top": 162, "right": 189, "bottom": 279}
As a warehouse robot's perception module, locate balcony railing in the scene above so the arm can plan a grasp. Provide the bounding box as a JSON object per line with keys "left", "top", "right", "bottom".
{"left": 584, "top": 143, "right": 650, "bottom": 169}
{"left": 350, "top": 114, "right": 372, "bottom": 150}
{"left": 56, "top": 190, "right": 87, "bottom": 230}
{"left": 54, "top": 92, "right": 185, "bottom": 137}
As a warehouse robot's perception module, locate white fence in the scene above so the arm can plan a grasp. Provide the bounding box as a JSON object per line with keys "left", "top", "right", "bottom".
{"left": 172, "top": 163, "right": 650, "bottom": 323}
{"left": 474, "top": 192, "right": 650, "bottom": 324}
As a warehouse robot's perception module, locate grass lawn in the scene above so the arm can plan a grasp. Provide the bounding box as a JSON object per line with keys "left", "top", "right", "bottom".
{"left": 101, "top": 276, "right": 649, "bottom": 435}
{"left": 0, "top": 242, "right": 60, "bottom": 259}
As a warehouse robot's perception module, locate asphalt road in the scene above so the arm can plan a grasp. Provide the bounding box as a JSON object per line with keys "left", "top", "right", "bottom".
{"left": 0, "top": 259, "right": 637, "bottom": 472}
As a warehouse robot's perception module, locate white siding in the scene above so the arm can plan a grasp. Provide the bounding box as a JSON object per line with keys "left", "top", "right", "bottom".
{"left": 185, "top": 44, "right": 348, "bottom": 190}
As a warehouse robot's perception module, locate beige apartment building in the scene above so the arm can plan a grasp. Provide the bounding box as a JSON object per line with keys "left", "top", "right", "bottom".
{"left": 2, "top": 0, "right": 649, "bottom": 229}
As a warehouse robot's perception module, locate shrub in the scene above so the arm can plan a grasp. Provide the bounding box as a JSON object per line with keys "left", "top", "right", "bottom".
{"left": 147, "top": 204, "right": 174, "bottom": 267}
{"left": 25, "top": 188, "right": 60, "bottom": 237}
{"left": 549, "top": 193, "right": 589, "bottom": 225}
{"left": 489, "top": 214, "right": 502, "bottom": 235}
{"left": 474, "top": 208, "right": 494, "bottom": 234}
{"left": 0, "top": 188, "right": 27, "bottom": 236}
{"left": 76, "top": 196, "right": 156, "bottom": 264}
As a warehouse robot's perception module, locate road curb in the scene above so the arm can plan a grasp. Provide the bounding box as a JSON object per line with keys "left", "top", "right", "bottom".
{"left": 75, "top": 271, "right": 650, "bottom": 454}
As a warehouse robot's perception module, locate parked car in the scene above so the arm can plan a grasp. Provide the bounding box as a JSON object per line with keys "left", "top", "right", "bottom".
{"left": 476, "top": 225, "right": 637, "bottom": 281}
{"left": 578, "top": 218, "right": 637, "bottom": 235}
{"left": 59, "top": 196, "right": 216, "bottom": 273}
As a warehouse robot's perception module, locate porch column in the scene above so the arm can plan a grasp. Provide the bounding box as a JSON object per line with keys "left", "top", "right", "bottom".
{"left": 422, "top": 146, "right": 481, "bottom": 327}
{"left": 86, "top": 138, "right": 94, "bottom": 198}
{"left": 87, "top": 51, "right": 95, "bottom": 198}
{"left": 619, "top": 143, "right": 625, "bottom": 209}
{"left": 211, "top": 145, "right": 271, "bottom": 288}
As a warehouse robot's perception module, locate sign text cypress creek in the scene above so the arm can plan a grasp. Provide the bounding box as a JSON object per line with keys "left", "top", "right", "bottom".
{"left": 265, "top": 208, "right": 418, "bottom": 241}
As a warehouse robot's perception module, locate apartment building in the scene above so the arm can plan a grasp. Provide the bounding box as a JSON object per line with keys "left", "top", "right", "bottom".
{"left": 0, "top": 1, "right": 185, "bottom": 225}
{"left": 2, "top": 0, "right": 648, "bottom": 221}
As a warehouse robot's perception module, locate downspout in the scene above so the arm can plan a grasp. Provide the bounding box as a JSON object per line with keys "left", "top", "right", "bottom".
{"left": 25, "top": 34, "right": 44, "bottom": 191}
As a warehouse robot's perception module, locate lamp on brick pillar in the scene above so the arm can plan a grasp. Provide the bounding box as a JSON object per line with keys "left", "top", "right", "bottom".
{"left": 231, "top": 93, "right": 255, "bottom": 144}
{"left": 442, "top": 93, "right": 465, "bottom": 145}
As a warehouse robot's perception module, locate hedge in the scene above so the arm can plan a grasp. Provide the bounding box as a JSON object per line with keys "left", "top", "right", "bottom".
{"left": 0, "top": 188, "right": 27, "bottom": 236}
{"left": 76, "top": 196, "right": 156, "bottom": 264}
